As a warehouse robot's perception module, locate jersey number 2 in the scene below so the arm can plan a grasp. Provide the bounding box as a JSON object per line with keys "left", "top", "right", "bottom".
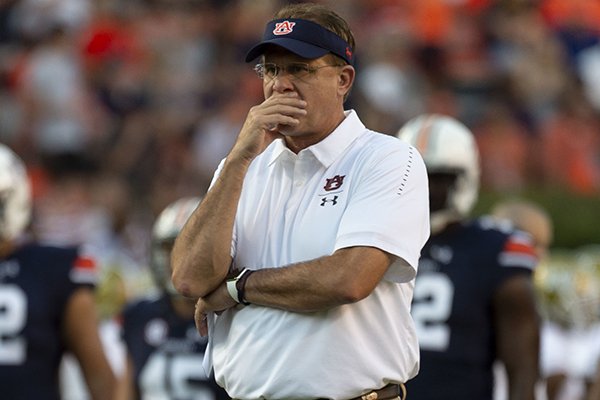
{"left": 411, "top": 273, "right": 454, "bottom": 351}
{"left": 0, "top": 284, "right": 27, "bottom": 364}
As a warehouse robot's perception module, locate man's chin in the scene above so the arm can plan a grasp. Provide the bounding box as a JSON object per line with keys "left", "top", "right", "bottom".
{"left": 277, "top": 124, "right": 302, "bottom": 136}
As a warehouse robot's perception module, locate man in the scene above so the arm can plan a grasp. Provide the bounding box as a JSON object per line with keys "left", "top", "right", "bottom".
{"left": 116, "top": 197, "right": 229, "bottom": 400}
{"left": 396, "top": 114, "right": 540, "bottom": 400}
{"left": 171, "top": 3, "right": 429, "bottom": 399}
{"left": 0, "top": 143, "right": 116, "bottom": 400}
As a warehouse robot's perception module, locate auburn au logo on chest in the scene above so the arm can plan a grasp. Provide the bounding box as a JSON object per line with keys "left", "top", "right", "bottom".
{"left": 323, "top": 175, "right": 345, "bottom": 191}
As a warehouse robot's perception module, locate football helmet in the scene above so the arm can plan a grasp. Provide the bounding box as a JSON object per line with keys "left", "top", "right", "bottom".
{"left": 0, "top": 144, "right": 32, "bottom": 241}
{"left": 151, "top": 197, "right": 201, "bottom": 296}
{"left": 397, "top": 114, "right": 480, "bottom": 233}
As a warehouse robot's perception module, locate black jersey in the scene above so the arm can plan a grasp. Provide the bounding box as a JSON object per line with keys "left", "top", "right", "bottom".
{"left": 121, "top": 294, "right": 230, "bottom": 400}
{"left": 406, "top": 217, "right": 537, "bottom": 400}
{"left": 0, "top": 243, "right": 97, "bottom": 400}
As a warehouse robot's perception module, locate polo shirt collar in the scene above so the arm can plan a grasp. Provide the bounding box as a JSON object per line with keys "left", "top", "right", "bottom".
{"left": 268, "top": 109, "right": 364, "bottom": 167}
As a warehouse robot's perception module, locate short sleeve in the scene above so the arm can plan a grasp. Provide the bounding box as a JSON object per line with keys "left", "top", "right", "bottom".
{"left": 335, "top": 143, "right": 430, "bottom": 282}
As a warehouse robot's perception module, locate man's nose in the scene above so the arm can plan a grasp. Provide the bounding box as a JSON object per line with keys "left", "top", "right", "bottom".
{"left": 271, "top": 73, "right": 295, "bottom": 93}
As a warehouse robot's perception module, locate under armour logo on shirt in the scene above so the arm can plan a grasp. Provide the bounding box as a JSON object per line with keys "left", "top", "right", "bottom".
{"left": 320, "top": 196, "right": 338, "bottom": 206}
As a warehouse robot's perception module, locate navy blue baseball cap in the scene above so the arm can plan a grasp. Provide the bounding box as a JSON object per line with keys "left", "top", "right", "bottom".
{"left": 245, "top": 18, "right": 355, "bottom": 66}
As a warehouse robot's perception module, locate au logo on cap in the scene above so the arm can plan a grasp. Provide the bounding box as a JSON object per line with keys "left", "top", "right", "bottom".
{"left": 273, "top": 20, "right": 296, "bottom": 35}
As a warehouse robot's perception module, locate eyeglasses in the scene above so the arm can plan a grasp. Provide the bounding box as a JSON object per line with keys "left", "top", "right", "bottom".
{"left": 254, "top": 62, "right": 341, "bottom": 81}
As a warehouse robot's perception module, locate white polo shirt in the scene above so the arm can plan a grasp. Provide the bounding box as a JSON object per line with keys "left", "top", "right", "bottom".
{"left": 207, "top": 110, "right": 429, "bottom": 400}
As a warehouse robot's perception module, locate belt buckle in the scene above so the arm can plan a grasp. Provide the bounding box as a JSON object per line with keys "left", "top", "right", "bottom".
{"left": 360, "top": 392, "right": 378, "bottom": 400}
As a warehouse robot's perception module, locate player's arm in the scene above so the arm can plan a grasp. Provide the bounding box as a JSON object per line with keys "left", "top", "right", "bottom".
{"left": 494, "top": 274, "right": 540, "bottom": 400}
{"left": 114, "top": 354, "right": 136, "bottom": 400}
{"left": 171, "top": 92, "right": 307, "bottom": 298}
{"left": 62, "top": 287, "right": 117, "bottom": 400}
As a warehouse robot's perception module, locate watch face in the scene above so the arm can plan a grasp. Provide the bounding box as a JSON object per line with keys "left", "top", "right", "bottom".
{"left": 226, "top": 278, "right": 239, "bottom": 301}
{"left": 224, "top": 268, "right": 253, "bottom": 305}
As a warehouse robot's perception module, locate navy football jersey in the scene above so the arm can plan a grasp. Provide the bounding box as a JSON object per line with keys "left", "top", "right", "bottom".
{"left": 406, "top": 217, "right": 537, "bottom": 400}
{"left": 121, "top": 294, "right": 230, "bottom": 400}
{"left": 0, "top": 243, "right": 96, "bottom": 400}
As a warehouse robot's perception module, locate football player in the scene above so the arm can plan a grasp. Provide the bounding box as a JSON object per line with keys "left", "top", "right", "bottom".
{"left": 116, "top": 197, "right": 230, "bottom": 400}
{"left": 0, "top": 144, "right": 116, "bottom": 399}
{"left": 397, "top": 115, "right": 541, "bottom": 399}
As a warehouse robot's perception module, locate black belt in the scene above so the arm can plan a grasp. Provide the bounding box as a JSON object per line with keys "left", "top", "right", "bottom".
{"left": 348, "top": 383, "right": 406, "bottom": 400}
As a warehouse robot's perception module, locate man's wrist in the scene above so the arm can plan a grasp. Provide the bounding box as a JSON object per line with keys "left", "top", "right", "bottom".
{"left": 226, "top": 268, "right": 254, "bottom": 305}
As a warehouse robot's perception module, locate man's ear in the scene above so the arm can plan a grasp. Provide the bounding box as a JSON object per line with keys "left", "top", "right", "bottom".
{"left": 338, "top": 65, "right": 355, "bottom": 98}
